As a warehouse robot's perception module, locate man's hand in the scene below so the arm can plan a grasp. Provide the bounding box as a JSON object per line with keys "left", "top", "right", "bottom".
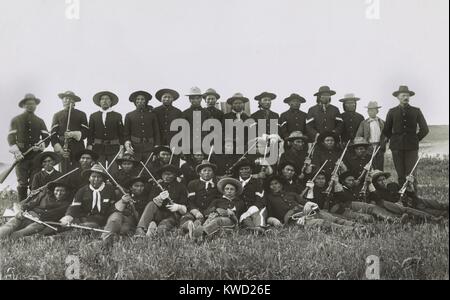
{"left": 121, "top": 194, "right": 133, "bottom": 203}
{"left": 267, "top": 217, "right": 283, "bottom": 227}
{"left": 304, "top": 158, "right": 312, "bottom": 166}
{"left": 32, "top": 143, "right": 46, "bottom": 152}
{"left": 406, "top": 175, "right": 415, "bottom": 184}
{"left": 166, "top": 203, "right": 181, "bottom": 213}
{"left": 124, "top": 141, "right": 134, "bottom": 154}
{"left": 192, "top": 210, "right": 204, "bottom": 220}
{"left": 306, "top": 180, "right": 315, "bottom": 189}
{"left": 9, "top": 145, "right": 24, "bottom": 160}
{"left": 60, "top": 215, "right": 74, "bottom": 225}
{"left": 159, "top": 191, "right": 169, "bottom": 200}
{"left": 153, "top": 196, "right": 164, "bottom": 207}
{"left": 331, "top": 174, "right": 339, "bottom": 183}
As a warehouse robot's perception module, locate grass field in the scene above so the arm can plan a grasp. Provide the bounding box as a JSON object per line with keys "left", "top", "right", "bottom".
{"left": 0, "top": 155, "right": 448, "bottom": 280}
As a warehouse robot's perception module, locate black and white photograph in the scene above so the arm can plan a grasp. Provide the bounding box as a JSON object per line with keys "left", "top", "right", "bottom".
{"left": 0, "top": 0, "right": 448, "bottom": 284}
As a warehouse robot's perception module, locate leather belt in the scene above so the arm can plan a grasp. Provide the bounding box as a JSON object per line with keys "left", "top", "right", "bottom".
{"left": 131, "top": 136, "right": 154, "bottom": 144}
{"left": 94, "top": 139, "right": 120, "bottom": 145}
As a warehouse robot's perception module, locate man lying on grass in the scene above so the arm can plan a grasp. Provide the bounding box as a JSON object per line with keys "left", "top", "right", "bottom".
{"left": 0, "top": 182, "right": 71, "bottom": 239}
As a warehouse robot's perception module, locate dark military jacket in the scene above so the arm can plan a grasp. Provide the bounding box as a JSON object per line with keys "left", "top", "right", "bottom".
{"left": 22, "top": 189, "right": 71, "bottom": 222}
{"left": 266, "top": 191, "right": 306, "bottom": 222}
{"left": 8, "top": 112, "right": 50, "bottom": 154}
{"left": 250, "top": 109, "right": 280, "bottom": 135}
{"left": 279, "top": 148, "right": 308, "bottom": 174}
{"left": 187, "top": 178, "right": 219, "bottom": 213}
{"left": 341, "top": 111, "right": 364, "bottom": 143}
{"left": 51, "top": 108, "right": 89, "bottom": 154}
{"left": 344, "top": 154, "right": 371, "bottom": 179}
{"left": 237, "top": 177, "right": 266, "bottom": 210}
{"left": 383, "top": 105, "right": 429, "bottom": 151}
{"left": 31, "top": 169, "right": 62, "bottom": 191}
{"left": 88, "top": 111, "right": 124, "bottom": 155}
{"left": 279, "top": 108, "right": 308, "bottom": 139}
{"left": 182, "top": 106, "right": 212, "bottom": 143}
{"left": 311, "top": 146, "right": 342, "bottom": 178}
{"left": 153, "top": 105, "right": 183, "bottom": 146}
{"left": 204, "top": 196, "right": 246, "bottom": 219}
{"left": 205, "top": 106, "right": 224, "bottom": 123}
{"left": 306, "top": 104, "right": 343, "bottom": 139}
{"left": 124, "top": 107, "right": 161, "bottom": 149}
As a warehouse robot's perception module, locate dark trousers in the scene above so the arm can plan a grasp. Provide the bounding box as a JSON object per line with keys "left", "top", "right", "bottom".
{"left": 15, "top": 154, "right": 39, "bottom": 201}
{"left": 369, "top": 144, "right": 385, "bottom": 171}
{"left": 391, "top": 150, "right": 418, "bottom": 187}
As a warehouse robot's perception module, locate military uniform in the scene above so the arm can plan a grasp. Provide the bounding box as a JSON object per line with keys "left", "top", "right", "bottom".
{"left": 211, "top": 154, "right": 241, "bottom": 177}
{"left": 279, "top": 109, "right": 308, "bottom": 140}
{"left": 223, "top": 111, "right": 251, "bottom": 150}
{"left": 306, "top": 104, "right": 343, "bottom": 140}
{"left": 279, "top": 148, "right": 307, "bottom": 175}
{"left": 250, "top": 109, "right": 280, "bottom": 135}
{"left": 383, "top": 104, "right": 429, "bottom": 186}
{"left": 266, "top": 191, "right": 306, "bottom": 224}
{"left": 153, "top": 105, "right": 183, "bottom": 146}
{"left": 88, "top": 110, "right": 124, "bottom": 169}
{"left": 344, "top": 154, "right": 371, "bottom": 179}
{"left": 341, "top": 111, "right": 364, "bottom": 144}
{"left": 124, "top": 106, "right": 161, "bottom": 162}
{"left": 8, "top": 112, "right": 50, "bottom": 200}
{"left": 31, "top": 169, "right": 62, "bottom": 191}
{"left": 311, "top": 147, "right": 342, "bottom": 178}
{"left": 205, "top": 106, "right": 224, "bottom": 123}
{"left": 182, "top": 106, "right": 211, "bottom": 148}
{"left": 237, "top": 176, "right": 267, "bottom": 227}
{"left": 51, "top": 108, "right": 89, "bottom": 172}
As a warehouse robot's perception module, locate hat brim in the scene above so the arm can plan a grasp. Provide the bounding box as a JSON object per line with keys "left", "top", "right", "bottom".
{"left": 365, "top": 106, "right": 382, "bottom": 109}
{"left": 19, "top": 98, "right": 41, "bottom": 108}
{"left": 81, "top": 169, "right": 109, "bottom": 179}
{"left": 227, "top": 97, "right": 249, "bottom": 105}
{"left": 255, "top": 93, "right": 277, "bottom": 101}
{"left": 286, "top": 135, "right": 309, "bottom": 142}
{"left": 284, "top": 97, "right": 306, "bottom": 104}
{"left": 74, "top": 149, "right": 99, "bottom": 162}
{"left": 202, "top": 92, "right": 221, "bottom": 100}
{"left": 153, "top": 146, "right": 172, "bottom": 156}
{"left": 158, "top": 165, "right": 180, "bottom": 176}
{"left": 314, "top": 90, "right": 336, "bottom": 97}
{"left": 317, "top": 131, "right": 339, "bottom": 144}
{"left": 155, "top": 89, "right": 180, "bottom": 101}
{"left": 372, "top": 172, "right": 391, "bottom": 184}
{"left": 47, "top": 182, "right": 71, "bottom": 192}
{"left": 116, "top": 158, "right": 139, "bottom": 166}
{"left": 393, "top": 91, "right": 415, "bottom": 97}
{"left": 93, "top": 91, "right": 119, "bottom": 107}
{"left": 196, "top": 162, "right": 217, "bottom": 174}
{"left": 339, "top": 98, "right": 360, "bottom": 103}
{"left": 129, "top": 91, "right": 152, "bottom": 103}
{"left": 125, "top": 177, "right": 147, "bottom": 189}
{"left": 58, "top": 93, "right": 81, "bottom": 102}
{"left": 217, "top": 178, "right": 243, "bottom": 196}
{"left": 34, "top": 152, "right": 61, "bottom": 167}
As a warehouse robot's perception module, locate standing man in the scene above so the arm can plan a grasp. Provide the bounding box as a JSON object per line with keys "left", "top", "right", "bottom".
{"left": 356, "top": 101, "right": 387, "bottom": 170}
{"left": 339, "top": 93, "right": 364, "bottom": 145}
{"left": 51, "top": 91, "right": 89, "bottom": 173}
{"left": 7, "top": 94, "right": 50, "bottom": 201}
{"left": 383, "top": 86, "right": 429, "bottom": 187}
{"left": 124, "top": 90, "right": 161, "bottom": 162}
{"left": 306, "top": 86, "right": 343, "bottom": 143}
{"left": 153, "top": 88, "right": 182, "bottom": 146}
{"left": 251, "top": 92, "right": 279, "bottom": 136}
{"left": 279, "top": 93, "right": 308, "bottom": 140}
{"left": 87, "top": 91, "right": 124, "bottom": 172}
{"left": 203, "top": 88, "right": 224, "bottom": 123}
{"left": 182, "top": 87, "right": 211, "bottom": 150}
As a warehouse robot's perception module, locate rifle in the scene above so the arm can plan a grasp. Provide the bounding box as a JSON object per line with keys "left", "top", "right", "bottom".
{"left": 22, "top": 212, "right": 58, "bottom": 231}
{"left": 322, "top": 141, "right": 351, "bottom": 209}
{"left": 139, "top": 161, "right": 174, "bottom": 205}
{"left": 46, "top": 221, "right": 111, "bottom": 234}
{"left": 0, "top": 132, "right": 56, "bottom": 184}
{"left": 300, "top": 141, "right": 317, "bottom": 178}
{"left": 226, "top": 141, "right": 258, "bottom": 175}
{"left": 356, "top": 146, "right": 381, "bottom": 184}
{"left": 20, "top": 167, "right": 80, "bottom": 205}
{"left": 63, "top": 102, "right": 73, "bottom": 154}
{"left": 98, "top": 163, "right": 140, "bottom": 221}
{"left": 358, "top": 146, "right": 381, "bottom": 202}
{"left": 106, "top": 147, "right": 124, "bottom": 172}
{"left": 137, "top": 152, "right": 154, "bottom": 177}
{"left": 398, "top": 153, "right": 424, "bottom": 198}
{"left": 300, "top": 160, "right": 328, "bottom": 200}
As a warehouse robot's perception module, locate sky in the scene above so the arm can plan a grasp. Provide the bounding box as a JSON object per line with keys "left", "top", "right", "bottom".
{"left": 0, "top": 0, "right": 448, "bottom": 171}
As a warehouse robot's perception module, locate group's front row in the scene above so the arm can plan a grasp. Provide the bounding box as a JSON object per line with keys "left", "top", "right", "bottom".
{"left": 0, "top": 150, "right": 448, "bottom": 247}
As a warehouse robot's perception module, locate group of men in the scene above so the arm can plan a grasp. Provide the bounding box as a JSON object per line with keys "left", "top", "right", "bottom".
{"left": 1, "top": 85, "right": 446, "bottom": 245}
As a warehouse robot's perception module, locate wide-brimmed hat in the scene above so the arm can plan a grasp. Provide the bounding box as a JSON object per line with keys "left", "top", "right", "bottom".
{"left": 350, "top": 137, "right": 370, "bottom": 148}
{"left": 195, "top": 160, "right": 217, "bottom": 174}
{"left": 339, "top": 93, "right": 361, "bottom": 103}
{"left": 129, "top": 90, "right": 152, "bottom": 103}
{"left": 81, "top": 164, "right": 109, "bottom": 179}
{"left": 58, "top": 91, "right": 81, "bottom": 102}
{"left": 202, "top": 88, "right": 220, "bottom": 100}
{"left": 93, "top": 91, "right": 119, "bottom": 107}
{"left": 393, "top": 85, "right": 415, "bottom": 97}
{"left": 371, "top": 170, "right": 391, "bottom": 184}
{"left": 227, "top": 93, "right": 249, "bottom": 105}
{"left": 19, "top": 93, "right": 41, "bottom": 108}
{"left": 234, "top": 158, "right": 255, "bottom": 172}
{"left": 365, "top": 101, "right": 382, "bottom": 109}
{"left": 116, "top": 153, "right": 139, "bottom": 166}
{"left": 278, "top": 160, "right": 298, "bottom": 174}
{"left": 284, "top": 93, "right": 306, "bottom": 104}
{"left": 155, "top": 89, "right": 180, "bottom": 101}
{"left": 74, "top": 149, "right": 100, "bottom": 162}
{"left": 217, "top": 177, "right": 243, "bottom": 196}
{"left": 125, "top": 176, "right": 147, "bottom": 189}
{"left": 153, "top": 145, "right": 172, "bottom": 156}
{"left": 185, "top": 87, "right": 203, "bottom": 97}
{"left": 34, "top": 151, "right": 61, "bottom": 167}
{"left": 317, "top": 131, "right": 339, "bottom": 144}
{"left": 286, "top": 131, "right": 309, "bottom": 142}
{"left": 314, "top": 86, "right": 336, "bottom": 97}
{"left": 339, "top": 171, "right": 355, "bottom": 184}
{"left": 47, "top": 181, "right": 71, "bottom": 193}
{"left": 255, "top": 92, "right": 277, "bottom": 101}
{"left": 158, "top": 164, "right": 180, "bottom": 176}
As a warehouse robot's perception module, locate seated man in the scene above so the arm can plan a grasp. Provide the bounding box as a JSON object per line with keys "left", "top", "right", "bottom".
{"left": 331, "top": 171, "right": 398, "bottom": 223}
{"left": 102, "top": 176, "right": 151, "bottom": 242}
{"left": 300, "top": 170, "right": 328, "bottom": 209}
{"left": 233, "top": 159, "right": 267, "bottom": 231}
{"left": 0, "top": 182, "right": 72, "bottom": 239}
{"left": 179, "top": 160, "right": 220, "bottom": 237}
{"left": 180, "top": 150, "right": 206, "bottom": 186}
{"left": 149, "top": 145, "right": 174, "bottom": 175}
{"left": 136, "top": 165, "right": 188, "bottom": 236}
{"left": 60, "top": 164, "right": 118, "bottom": 229}
{"left": 31, "top": 151, "right": 62, "bottom": 190}
{"left": 112, "top": 152, "right": 140, "bottom": 188}
{"left": 64, "top": 149, "right": 99, "bottom": 195}
{"left": 343, "top": 137, "right": 371, "bottom": 185}
{"left": 278, "top": 160, "right": 304, "bottom": 194}
{"left": 371, "top": 170, "right": 447, "bottom": 221}
{"left": 279, "top": 131, "right": 309, "bottom": 176}
{"left": 193, "top": 177, "right": 245, "bottom": 240}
